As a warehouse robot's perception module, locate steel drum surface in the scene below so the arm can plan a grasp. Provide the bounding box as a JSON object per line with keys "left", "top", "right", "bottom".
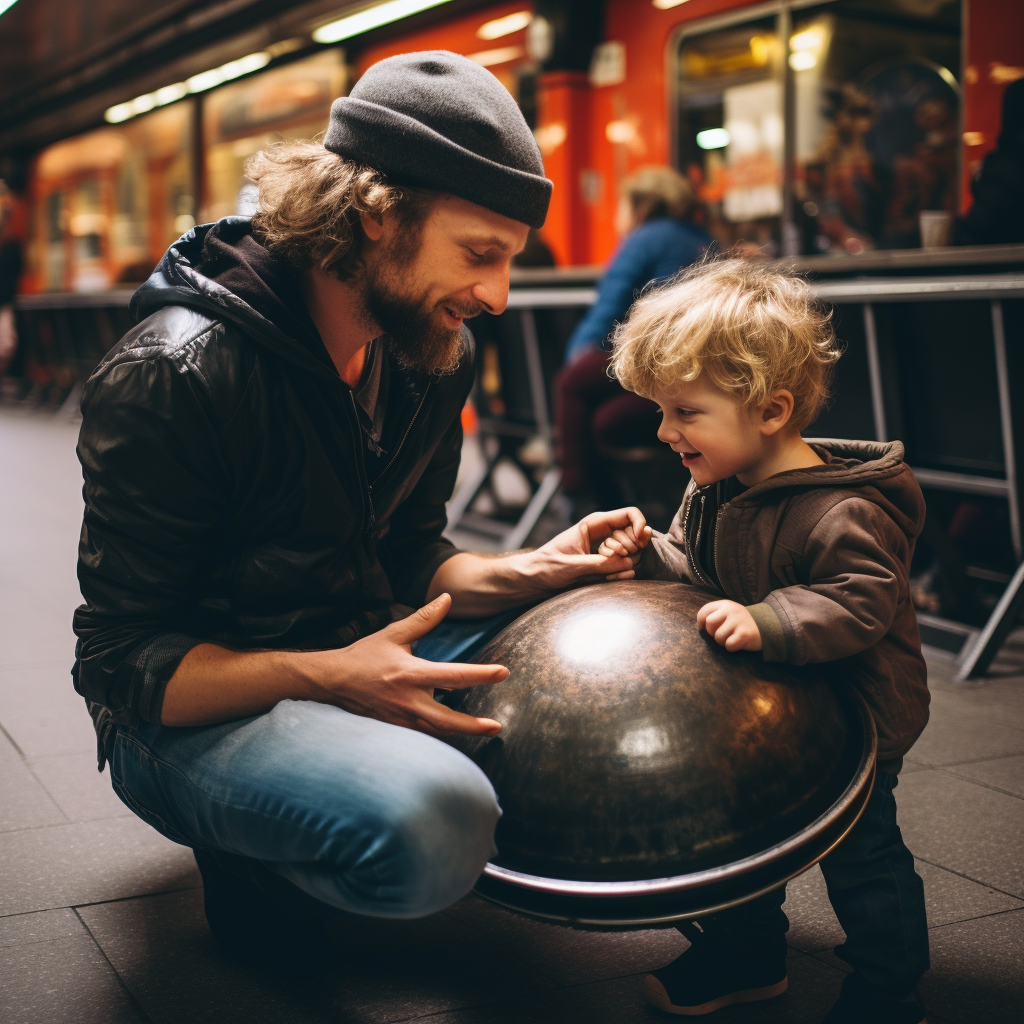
{"left": 444, "top": 581, "right": 875, "bottom": 925}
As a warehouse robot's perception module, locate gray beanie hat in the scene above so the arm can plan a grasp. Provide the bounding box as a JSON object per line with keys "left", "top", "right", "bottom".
{"left": 323, "top": 51, "right": 552, "bottom": 228}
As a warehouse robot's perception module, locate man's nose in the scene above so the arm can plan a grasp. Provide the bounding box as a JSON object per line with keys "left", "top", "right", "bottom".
{"left": 471, "top": 263, "right": 511, "bottom": 315}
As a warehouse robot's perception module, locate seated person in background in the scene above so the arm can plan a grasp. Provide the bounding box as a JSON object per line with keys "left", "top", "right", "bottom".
{"left": 601, "top": 259, "right": 930, "bottom": 1024}
{"left": 955, "top": 77, "right": 1024, "bottom": 245}
{"left": 555, "top": 166, "right": 711, "bottom": 516}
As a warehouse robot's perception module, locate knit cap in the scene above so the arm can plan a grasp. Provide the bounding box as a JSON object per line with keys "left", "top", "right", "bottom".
{"left": 323, "top": 51, "right": 552, "bottom": 228}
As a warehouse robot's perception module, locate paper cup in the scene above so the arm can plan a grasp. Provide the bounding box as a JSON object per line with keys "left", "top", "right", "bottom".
{"left": 919, "top": 210, "right": 954, "bottom": 248}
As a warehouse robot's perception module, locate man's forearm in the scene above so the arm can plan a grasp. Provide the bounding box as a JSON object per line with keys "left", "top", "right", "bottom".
{"left": 426, "top": 551, "right": 564, "bottom": 616}
{"left": 160, "top": 644, "right": 317, "bottom": 727}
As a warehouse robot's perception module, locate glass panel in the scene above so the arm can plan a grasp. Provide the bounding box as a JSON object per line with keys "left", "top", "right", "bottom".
{"left": 677, "top": 16, "right": 784, "bottom": 255}
{"left": 32, "top": 102, "right": 192, "bottom": 290}
{"left": 791, "top": 0, "right": 961, "bottom": 254}
{"left": 202, "top": 51, "right": 345, "bottom": 223}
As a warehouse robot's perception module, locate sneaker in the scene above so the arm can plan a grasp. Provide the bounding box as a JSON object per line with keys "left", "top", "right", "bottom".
{"left": 821, "top": 974, "right": 927, "bottom": 1024}
{"left": 645, "top": 923, "right": 788, "bottom": 1016}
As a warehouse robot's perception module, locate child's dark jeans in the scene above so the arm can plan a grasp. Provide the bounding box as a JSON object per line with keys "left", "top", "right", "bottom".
{"left": 691, "top": 770, "right": 929, "bottom": 998}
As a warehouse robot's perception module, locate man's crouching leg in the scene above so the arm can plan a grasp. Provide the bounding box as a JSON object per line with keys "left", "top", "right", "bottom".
{"left": 108, "top": 699, "right": 501, "bottom": 958}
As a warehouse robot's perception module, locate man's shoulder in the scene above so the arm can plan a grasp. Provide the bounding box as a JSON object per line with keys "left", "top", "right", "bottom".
{"left": 87, "top": 304, "right": 260, "bottom": 418}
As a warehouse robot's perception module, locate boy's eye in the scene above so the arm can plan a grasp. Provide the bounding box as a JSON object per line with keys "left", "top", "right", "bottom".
{"left": 676, "top": 407, "right": 697, "bottom": 417}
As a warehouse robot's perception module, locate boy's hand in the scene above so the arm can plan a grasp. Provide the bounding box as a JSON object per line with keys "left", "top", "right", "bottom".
{"left": 595, "top": 516, "right": 653, "bottom": 580}
{"left": 697, "top": 600, "right": 762, "bottom": 652}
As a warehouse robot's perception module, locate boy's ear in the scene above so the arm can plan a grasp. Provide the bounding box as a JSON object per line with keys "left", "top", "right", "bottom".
{"left": 759, "top": 390, "right": 795, "bottom": 435}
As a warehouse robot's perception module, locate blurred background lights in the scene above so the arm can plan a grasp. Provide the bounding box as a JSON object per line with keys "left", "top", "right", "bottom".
{"left": 696, "top": 127, "right": 730, "bottom": 150}
{"left": 104, "top": 52, "right": 270, "bottom": 124}
{"left": 477, "top": 10, "right": 531, "bottom": 40}
{"left": 313, "top": 0, "right": 453, "bottom": 44}
{"left": 652, "top": 0, "right": 692, "bottom": 9}
{"left": 789, "top": 51, "right": 818, "bottom": 71}
{"left": 468, "top": 46, "right": 525, "bottom": 67}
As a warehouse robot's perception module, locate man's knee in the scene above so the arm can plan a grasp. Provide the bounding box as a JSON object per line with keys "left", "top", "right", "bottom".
{"left": 325, "top": 744, "right": 500, "bottom": 918}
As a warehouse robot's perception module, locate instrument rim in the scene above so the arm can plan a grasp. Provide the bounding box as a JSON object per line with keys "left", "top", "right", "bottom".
{"left": 480, "top": 687, "right": 878, "bottom": 900}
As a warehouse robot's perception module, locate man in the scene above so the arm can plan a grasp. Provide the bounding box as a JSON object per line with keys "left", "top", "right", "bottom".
{"left": 73, "top": 51, "right": 645, "bottom": 959}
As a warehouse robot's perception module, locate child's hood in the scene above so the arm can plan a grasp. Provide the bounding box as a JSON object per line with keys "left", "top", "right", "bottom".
{"left": 738, "top": 439, "right": 926, "bottom": 540}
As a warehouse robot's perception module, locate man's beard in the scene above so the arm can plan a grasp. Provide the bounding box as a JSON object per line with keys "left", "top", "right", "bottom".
{"left": 362, "top": 242, "right": 476, "bottom": 375}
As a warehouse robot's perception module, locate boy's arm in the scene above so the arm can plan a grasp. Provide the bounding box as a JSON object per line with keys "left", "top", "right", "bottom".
{"left": 747, "top": 499, "right": 908, "bottom": 665}
{"left": 633, "top": 494, "right": 695, "bottom": 583}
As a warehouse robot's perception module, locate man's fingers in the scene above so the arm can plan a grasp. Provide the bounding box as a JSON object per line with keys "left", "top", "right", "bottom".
{"left": 414, "top": 702, "right": 503, "bottom": 737}
{"left": 388, "top": 593, "right": 452, "bottom": 642}
{"left": 421, "top": 661, "right": 509, "bottom": 689}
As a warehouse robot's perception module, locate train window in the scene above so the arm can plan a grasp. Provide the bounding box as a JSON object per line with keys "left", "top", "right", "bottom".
{"left": 202, "top": 51, "right": 345, "bottom": 223}
{"left": 30, "top": 103, "right": 192, "bottom": 291}
{"left": 676, "top": 0, "right": 962, "bottom": 256}
{"left": 677, "top": 15, "right": 784, "bottom": 255}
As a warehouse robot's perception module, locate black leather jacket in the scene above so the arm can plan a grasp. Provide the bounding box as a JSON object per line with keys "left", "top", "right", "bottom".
{"left": 73, "top": 220, "right": 472, "bottom": 745}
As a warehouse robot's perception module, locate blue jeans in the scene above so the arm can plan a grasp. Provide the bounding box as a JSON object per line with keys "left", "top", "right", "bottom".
{"left": 698, "top": 770, "right": 930, "bottom": 998}
{"left": 109, "top": 613, "right": 516, "bottom": 919}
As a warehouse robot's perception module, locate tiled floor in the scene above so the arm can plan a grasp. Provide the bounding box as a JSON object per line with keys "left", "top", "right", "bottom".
{"left": 2, "top": 404, "right": 1022, "bottom": 1024}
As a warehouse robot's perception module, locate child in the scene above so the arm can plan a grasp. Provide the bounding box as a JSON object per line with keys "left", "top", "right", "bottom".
{"left": 599, "top": 259, "right": 930, "bottom": 1024}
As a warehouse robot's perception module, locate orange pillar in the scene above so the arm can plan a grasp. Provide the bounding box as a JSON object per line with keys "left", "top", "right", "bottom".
{"left": 535, "top": 70, "right": 591, "bottom": 266}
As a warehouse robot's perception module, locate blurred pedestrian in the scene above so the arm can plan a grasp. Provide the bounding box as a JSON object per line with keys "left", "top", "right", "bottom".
{"left": 556, "top": 166, "right": 711, "bottom": 514}
{"left": 955, "top": 77, "right": 1024, "bottom": 245}
{"left": 0, "top": 181, "right": 25, "bottom": 380}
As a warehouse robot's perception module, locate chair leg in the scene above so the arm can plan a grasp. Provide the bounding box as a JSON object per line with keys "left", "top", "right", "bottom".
{"left": 955, "top": 559, "right": 1024, "bottom": 681}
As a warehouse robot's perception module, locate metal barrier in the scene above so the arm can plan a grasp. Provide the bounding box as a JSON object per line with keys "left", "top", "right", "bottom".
{"left": 11, "top": 272, "right": 1024, "bottom": 677}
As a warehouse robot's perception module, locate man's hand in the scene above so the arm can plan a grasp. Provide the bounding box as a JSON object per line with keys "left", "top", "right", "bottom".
{"left": 530, "top": 507, "right": 652, "bottom": 588}
{"left": 304, "top": 593, "right": 508, "bottom": 738}
{"left": 697, "top": 600, "right": 763, "bottom": 652}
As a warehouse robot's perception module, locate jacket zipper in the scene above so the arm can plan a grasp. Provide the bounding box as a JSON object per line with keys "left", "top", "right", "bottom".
{"left": 365, "top": 379, "right": 434, "bottom": 532}
{"left": 686, "top": 490, "right": 714, "bottom": 589}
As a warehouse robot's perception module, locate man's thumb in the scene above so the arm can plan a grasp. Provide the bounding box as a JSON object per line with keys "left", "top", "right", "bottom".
{"left": 391, "top": 593, "right": 451, "bottom": 641}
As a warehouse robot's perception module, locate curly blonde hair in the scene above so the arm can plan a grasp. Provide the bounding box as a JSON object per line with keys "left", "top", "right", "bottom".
{"left": 608, "top": 258, "right": 840, "bottom": 431}
{"left": 247, "top": 141, "right": 436, "bottom": 279}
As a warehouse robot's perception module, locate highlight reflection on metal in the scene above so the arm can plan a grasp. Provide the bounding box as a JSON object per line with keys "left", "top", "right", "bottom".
{"left": 557, "top": 609, "right": 637, "bottom": 666}
{"left": 444, "top": 581, "right": 877, "bottom": 927}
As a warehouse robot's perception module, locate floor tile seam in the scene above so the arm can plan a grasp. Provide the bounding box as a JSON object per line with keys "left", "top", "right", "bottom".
{"left": 912, "top": 855, "right": 1024, "bottom": 901}
{"left": 0, "top": 719, "right": 26, "bottom": 759}
{"left": 924, "top": 903, "right": 1024, "bottom": 933}
{"left": 910, "top": 749, "right": 1024, "bottom": 771}
{"left": 931, "top": 763, "right": 1024, "bottom": 801}
{"left": 68, "top": 884, "right": 204, "bottom": 913}
{"left": 71, "top": 906, "right": 156, "bottom": 1024}
{"left": 20, "top": 758, "right": 75, "bottom": 826}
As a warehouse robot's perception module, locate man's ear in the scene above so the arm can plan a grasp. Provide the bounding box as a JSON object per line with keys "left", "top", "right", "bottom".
{"left": 359, "top": 208, "right": 386, "bottom": 242}
{"left": 759, "top": 390, "right": 795, "bottom": 436}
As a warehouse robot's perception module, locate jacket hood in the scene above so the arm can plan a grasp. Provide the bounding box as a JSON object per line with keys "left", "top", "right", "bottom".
{"left": 735, "top": 439, "right": 926, "bottom": 541}
{"left": 131, "top": 218, "right": 338, "bottom": 379}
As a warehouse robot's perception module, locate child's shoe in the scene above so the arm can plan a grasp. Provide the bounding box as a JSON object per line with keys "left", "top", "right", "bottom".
{"left": 820, "top": 973, "right": 926, "bottom": 1024}
{"left": 644, "top": 922, "right": 788, "bottom": 1015}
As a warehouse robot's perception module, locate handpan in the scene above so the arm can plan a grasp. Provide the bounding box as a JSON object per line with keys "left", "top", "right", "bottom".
{"left": 443, "top": 581, "right": 875, "bottom": 926}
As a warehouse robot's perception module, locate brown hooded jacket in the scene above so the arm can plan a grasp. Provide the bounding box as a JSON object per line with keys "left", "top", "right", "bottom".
{"left": 637, "top": 439, "right": 929, "bottom": 765}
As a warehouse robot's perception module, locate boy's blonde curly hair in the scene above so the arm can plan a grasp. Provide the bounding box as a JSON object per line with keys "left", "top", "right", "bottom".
{"left": 608, "top": 258, "right": 841, "bottom": 431}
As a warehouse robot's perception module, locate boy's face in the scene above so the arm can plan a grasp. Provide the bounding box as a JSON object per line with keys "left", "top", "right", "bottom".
{"left": 652, "top": 376, "right": 766, "bottom": 488}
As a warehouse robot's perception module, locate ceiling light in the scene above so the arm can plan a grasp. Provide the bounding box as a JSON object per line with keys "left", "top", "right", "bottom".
{"left": 186, "top": 52, "right": 270, "bottom": 93}
{"left": 313, "top": 0, "right": 454, "bottom": 44}
{"left": 104, "top": 51, "right": 270, "bottom": 124}
{"left": 652, "top": 0, "right": 692, "bottom": 9}
{"left": 477, "top": 10, "right": 531, "bottom": 40}
{"left": 696, "top": 127, "right": 730, "bottom": 150}
{"left": 468, "top": 46, "right": 524, "bottom": 68}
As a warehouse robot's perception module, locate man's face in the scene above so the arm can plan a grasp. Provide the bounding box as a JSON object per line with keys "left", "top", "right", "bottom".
{"left": 361, "top": 195, "right": 530, "bottom": 373}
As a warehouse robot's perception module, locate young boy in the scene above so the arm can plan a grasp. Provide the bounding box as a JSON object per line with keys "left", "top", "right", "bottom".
{"left": 599, "top": 259, "right": 930, "bottom": 1024}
